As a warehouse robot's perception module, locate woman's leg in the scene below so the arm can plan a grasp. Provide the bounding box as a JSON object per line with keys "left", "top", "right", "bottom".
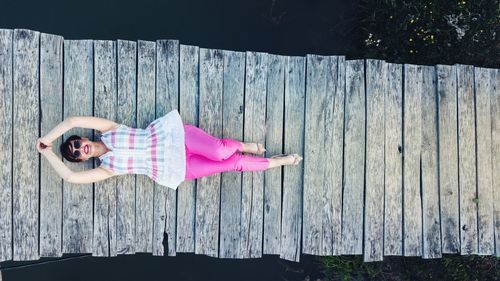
{"left": 183, "top": 124, "right": 243, "bottom": 161}
{"left": 184, "top": 150, "right": 270, "bottom": 180}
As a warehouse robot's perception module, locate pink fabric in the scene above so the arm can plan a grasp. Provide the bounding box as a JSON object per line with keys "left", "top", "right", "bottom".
{"left": 183, "top": 124, "right": 270, "bottom": 180}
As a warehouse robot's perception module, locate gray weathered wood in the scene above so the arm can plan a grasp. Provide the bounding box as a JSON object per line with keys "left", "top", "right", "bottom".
{"left": 63, "top": 40, "right": 94, "bottom": 254}
{"left": 39, "top": 32, "right": 63, "bottom": 257}
{"left": 303, "top": 55, "right": 343, "bottom": 256}
{"left": 342, "top": 59, "right": 365, "bottom": 255}
{"left": 403, "top": 64, "right": 423, "bottom": 256}
{"left": 0, "top": 29, "right": 13, "bottom": 262}
{"left": 364, "top": 59, "right": 386, "bottom": 262}
{"left": 93, "top": 40, "right": 118, "bottom": 257}
{"left": 328, "top": 56, "right": 346, "bottom": 255}
{"left": 176, "top": 44, "right": 199, "bottom": 253}
{"left": 280, "top": 56, "right": 305, "bottom": 262}
{"left": 491, "top": 69, "right": 500, "bottom": 257}
{"left": 303, "top": 54, "right": 327, "bottom": 256}
{"left": 457, "top": 64, "right": 478, "bottom": 255}
{"left": 474, "top": 67, "right": 494, "bottom": 255}
{"left": 116, "top": 39, "right": 137, "bottom": 255}
{"left": 152, "top": 39, "right": 179, "bottom": 256}
{"left": 240, "top": 51, "right": 268, "bottom": 258}
{"left": 263, "top": 54, "right": 285, "bottom": 255}
{"left": 195, "top": 48, "right": 223, "bottom": 257}
{"left": 13, "top": 29, "right": 40, "bottom": 261}
{"left": 420, "top": 65, "right": 441, "bottom": 259}
{"left": 219, "top": 50, "right": 245, "bottom": 258}
{"left": 437, "top": 64, "right": 460, "bottom": 254}
{"left": 384, "top": 62, "right": 403, "bottom": 256}
{"left": 136, "top": 40, "right": 156, "bottom": 253}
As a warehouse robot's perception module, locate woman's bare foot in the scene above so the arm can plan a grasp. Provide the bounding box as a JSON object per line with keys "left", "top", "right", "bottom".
{"left": 241, "top": 142, "right": 266, "bottom": 154}
{"left": 267, "top": 154, "right": 303, "bottom": 168}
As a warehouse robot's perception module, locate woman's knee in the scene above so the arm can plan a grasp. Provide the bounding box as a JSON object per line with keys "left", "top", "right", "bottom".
{"left": 212, "top": 138, "right": 239, "bottom": 161}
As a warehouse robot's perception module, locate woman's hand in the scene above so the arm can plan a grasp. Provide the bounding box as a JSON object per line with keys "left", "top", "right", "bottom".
{"left": 36, "top": 138, "right": 52, "bottom": 155}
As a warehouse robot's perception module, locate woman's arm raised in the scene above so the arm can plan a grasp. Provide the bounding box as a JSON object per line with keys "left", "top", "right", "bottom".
{"left": 42, "top": 116, "right": 120, "bottom": 144}
{"left": 42, "top": 149, "right": 115, "bottom": 184}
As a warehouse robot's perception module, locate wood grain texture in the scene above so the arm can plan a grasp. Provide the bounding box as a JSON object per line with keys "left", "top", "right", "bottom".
{"left": 195, "top": 48, "right": 223, "bottom": 257}
{"left": 280, "top": 56, "right": 305, "bottom": 262}
{"left": 328, "top": 56, "right": 346, "bottom": 255}
{"left": 176, "top": 45, "right": 199, "bottom": 253}
{"left": 384, "top": 62, "right": 403, "bottom": 256}
{"left": 474, "top": 67, "right": 494, "bottom": 255}
{"left": 136, "top": 40, "right": 156, "bottom": 253}
{"left": 152, "top": 39, "right": 179, "bottom": 256}
{"left": 240, "top": 51, "right": 268, "bottom": 258}
{"left": 263, "top": 54, "right": 285, "bottom": 255}
{"left": 403, "top": 64, "right": 422, "bottom": 256}
{"left": 303, "top": 54, "right": 327, "bottom": 256}
{"left": 342, "top": 59, "right": 365, "bottom": 255}
{"left": 13, "top": 29, "right": 40, "bottom": 261}
{"left": 116, "top": 40, "right": 137, "bottom": 255}
{"left": 93, "top": 40, "right": 118, "bottom": 257}
{"left": 39, "top": 32, "right": 64, "bottom": 257}
{"left": 62, "top": 40, "right": 94, "bottom": 254}
{"left": 420, "top": 65, "right": 441, "bottom": 259}
{"left": 219, "top": 50, "right": 245, "bottom": 258}
{"left": 457, "top": 64, "right": 478, "bottom": 255}
{"left": 303, "top": 55, "right": 344, "bottom": 256}
{"left": 437, "top": 65, "right": 460, "bottom": 254}
{"left": 0, "top": 29, "right": 13, "bottom": 262}
{"left": 364, "top": 59, "right": 386, "bottom": 262}
{"left": 491, "top": 69, "right": 500, "bottom": 257}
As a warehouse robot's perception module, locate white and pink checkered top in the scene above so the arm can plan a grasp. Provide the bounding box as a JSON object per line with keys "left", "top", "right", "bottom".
{"left": 98, "top": 109, "right": 186, "bottom": 189}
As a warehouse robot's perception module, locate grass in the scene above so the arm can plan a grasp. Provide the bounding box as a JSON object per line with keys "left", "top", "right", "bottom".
{"left": 316, "top": 255, "right": 500, "bottom": 281}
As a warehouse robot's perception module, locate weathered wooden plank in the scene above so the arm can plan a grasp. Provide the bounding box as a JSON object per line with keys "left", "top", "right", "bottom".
{"left": 492, "top": 69, "right": 500, "bottom": 257}
{"left": 403, "top": 64, "right": 423, "bottom": 256}
{"left": 219, "top": 50, "right": 245, "bottom": 258}
{"left": 384, "top": 62, "right": 403, "bottom": 256}
{"left": 93, "top": 40, "right": 118, "bottom": 257}
{"left": 0, "top": 29, "right": 13, "bottom": 262}
{"left": 474, "top": 67, "right": 494, "bottom": 255}
{"left": 420, "top": 65, "right": 441, "bottom": 259}
{"left": 240, "top": 51, "right": 267, "bottom": 258}
{"left": 136, "top": 40, "right": 156, "bottom": 253}
{"left": 62, "top": 40, "right": 94, "bottom": 254}
{"left": 303, "top": 55, "right": 344, "bottom": 256}
{"left": 437, "top": 64, "right": 460, "bottom": 254}
{"left": 176, "top": 44, "right": 199, "bottom": 253}
{"left": 152, "top": 39, "right": 179, "bottom": 256}
{"left": 263, "top": 54, "right": 285, "bottom": 255}
{"left": 13, "top": 29, "right": 40, "bottom": 261}
{"left": 195, "top": 48, "right": 223, "bottom": 257}
{"left": 39, "top": 32, "right": 63, "bottom": 257}
{"left": 327, "top": 56, "right": 345, "bottom": 255}
{"left": 364, "top": 59, "right": 386, "bottom": 262}
{"left": 342, "top": 59, "right": 365, "bottom": 255}
{"left": 303, "top": 54, "right": 327, "bottom": 256}
{"left": 457, "top": 64, "right": 478, "bottom": 255}
{"left": 116, "top": 39, "right": 137, "bottom": 255}
{"left": 280, "top": 56, "right": 305, "bottom": 262}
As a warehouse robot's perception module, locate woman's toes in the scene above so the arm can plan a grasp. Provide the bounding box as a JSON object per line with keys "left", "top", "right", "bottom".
{"left": 257, "top": 143, "right": 266, "bottom": 154}
{"left": 293, "top": 154, "right": 303, "bottom": 165}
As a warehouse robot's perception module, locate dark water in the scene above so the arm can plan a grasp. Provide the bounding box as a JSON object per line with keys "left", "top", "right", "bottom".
{"left": 0, "top": 0, "right": 361, "bottom": 280}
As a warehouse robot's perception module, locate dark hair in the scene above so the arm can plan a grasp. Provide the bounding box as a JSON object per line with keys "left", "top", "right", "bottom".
{"left": 60, "top": 135, "right": 82, "bottom": 163}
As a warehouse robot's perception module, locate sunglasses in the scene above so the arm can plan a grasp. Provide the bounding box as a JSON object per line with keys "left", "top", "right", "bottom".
{"left": 72, "top": 140, "right": 82, "bottom": 159}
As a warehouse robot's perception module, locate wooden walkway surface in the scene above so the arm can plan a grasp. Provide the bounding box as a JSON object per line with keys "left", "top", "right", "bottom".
{"left": 0, "top": 28, "right": 499, "bottom": 265}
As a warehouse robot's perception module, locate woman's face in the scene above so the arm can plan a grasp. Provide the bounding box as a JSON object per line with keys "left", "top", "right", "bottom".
{"left": 69, "top": 137, "right": 94, "bottom": 162}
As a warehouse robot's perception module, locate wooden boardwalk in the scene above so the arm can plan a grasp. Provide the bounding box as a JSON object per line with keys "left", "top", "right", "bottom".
{"left": 0, "top": 28, "right": 499, "bottom": 265}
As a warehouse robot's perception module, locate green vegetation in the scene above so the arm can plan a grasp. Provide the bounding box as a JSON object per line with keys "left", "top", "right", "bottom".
{"left": 316, "top": 255, "right": 500, "bottom": 281}
{"left": 358, "top": 0, "right": 499, "bottom": 68}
